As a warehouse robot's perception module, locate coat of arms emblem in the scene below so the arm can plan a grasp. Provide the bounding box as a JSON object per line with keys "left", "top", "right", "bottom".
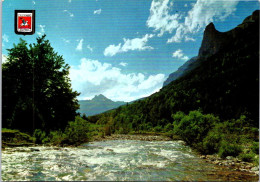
{"left": 15, "top": 10, "right": 35, "bottom": 35}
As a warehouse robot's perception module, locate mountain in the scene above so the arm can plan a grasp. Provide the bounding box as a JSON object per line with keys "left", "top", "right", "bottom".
{"left": 163, "top": 56, "right": 198, "bottom": 87}
{"left": 90, "top": 10, "right": 259, "bottom": 129}
{"left": 78, "top": 94, "right": 126, "bottom": 116}
{"left": 164, "top": 10, "right": 259, "bottom": 87}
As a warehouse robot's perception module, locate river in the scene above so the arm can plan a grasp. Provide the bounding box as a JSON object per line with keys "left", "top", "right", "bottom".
{"left": 1, "top": 140, "right": 258, "bottom": 181}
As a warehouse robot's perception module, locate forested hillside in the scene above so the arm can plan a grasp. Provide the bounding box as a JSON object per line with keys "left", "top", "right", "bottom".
{"left": 89, "top": 10, "right": 259, "bottom": 136}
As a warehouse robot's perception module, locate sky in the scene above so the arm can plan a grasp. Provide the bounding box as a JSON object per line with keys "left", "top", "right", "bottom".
{"left": 2, "top": 0, "right": 259, "bottom": 102}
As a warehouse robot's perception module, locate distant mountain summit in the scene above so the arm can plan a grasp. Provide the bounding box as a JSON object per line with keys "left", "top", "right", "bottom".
{"left": 78, "top": 94, "right": 126, "bottom": 116}
{"left": 92, "top": 94, "right": 112, "bottom": 102}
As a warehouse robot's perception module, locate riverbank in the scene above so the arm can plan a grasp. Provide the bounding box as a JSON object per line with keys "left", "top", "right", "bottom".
{"left": 200, "top": 154, "right": 259, "bottom": 176}
{"left": 91, "top": 133, "right": 173, "bottom": 142}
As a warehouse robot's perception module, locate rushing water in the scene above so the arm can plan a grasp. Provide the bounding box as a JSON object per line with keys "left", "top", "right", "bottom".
{"left": 1, "top": 140, "right": 253, "bottom": 181}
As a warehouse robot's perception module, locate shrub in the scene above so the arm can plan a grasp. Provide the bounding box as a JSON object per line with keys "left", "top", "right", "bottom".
{"left": 49, "top": 130, "right": 65, "bottom": 145}
{"left": 202, "top": 131, "right": 223, "bottom": 154}
{"left": 64, "top": 116, "right": 90, "bottom": 145}
{"left": 33, "top": 129, "right": 48, "bottom": 144}
{"left": 104, "top": 124, "right": 112, "bottom": 136}
{"left": 153, "top": 125, "right": 163, "bottom": 132}
{"left": 164, "top": 123, "right": 173, "bottom": 132}
{"left": 218, "top": 141, "right": 242, "bottom": 158}
{"left": 239, "top": 153, "right": 255, "bottom": 162}
{"left": 251, "top": 142, "right": 259, "bottom": 154}
{"left": 173, "top": 110, "right": 219, "bottom": 145}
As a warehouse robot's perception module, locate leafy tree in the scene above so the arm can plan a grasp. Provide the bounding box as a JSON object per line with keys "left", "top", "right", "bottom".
{"left": 2, "top": 35, "right": 80, "bottom": 133}
{"left": 63, "top": 116, "right": 90, "bottom": 145}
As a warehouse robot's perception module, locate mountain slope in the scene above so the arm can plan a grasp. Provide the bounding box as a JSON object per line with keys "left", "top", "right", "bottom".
{"left": 78, "top": 94, "right": 126, "bottom": 116}
{"left": 90, "top": 10, "right": 259, "bottom": 130}
{"left": 163, "top": 56, "right": 198, "bottom": 87}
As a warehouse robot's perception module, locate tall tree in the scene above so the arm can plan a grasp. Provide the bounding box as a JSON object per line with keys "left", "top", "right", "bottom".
{"left": 2, "top": 35, "right": 80, "bottom": 133}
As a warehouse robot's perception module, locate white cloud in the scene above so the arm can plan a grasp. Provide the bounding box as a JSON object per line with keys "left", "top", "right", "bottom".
{"left": 104, "top": 44, "right": 122, "bottom": 57}
{"left": 172, "top": 49, "right": 189, "bottom": 61}
{"left": 94, "top": 9, "right": 102, "bottom": 15}
{"left": 37, "top": 25, "right": 45, "bottom": 36}
{"left": 185, "top": 36, "right": 196, "bottom": 42}
{"left": 146, "top": 0, "right": 180, "bottom": 37}
{"left": 76, "top": 39, "right": 84, "bottom": 51}
{"left": 62, "top": 38, "right": 70, "bottom": 43}
{"left": 69, "top": 58, "right": 166, "bottom": 102}
{"left": 32, "top": 1, "right": 36, "bottom": 5}
{"left": 147, "top": 0, "right": 239, "bottom": 43}
{"left": 68, "top": 0, "right": 71, "bottom": 2}
{"left": 119, "top": 62, "right": 128, "bottom": 67}
{"left": 2, "top": 54, "right": 7, "bottom": 63}
{"left": 63, "top": 10, "right": 74, "bottom": 17}
{"left": 167, "top": 25, "right": 184, "bottom": 43}
{"left": 87, "top": 45, "right": 93, "bottom": 52}
{"left": 184, "top": 0, "right": 238, "bottom": 33}
{"left": 2, "top": 34, "right": 9, "bottom": 43}
{"left": 104, "top": 34, "right": 154, "bottom": 56}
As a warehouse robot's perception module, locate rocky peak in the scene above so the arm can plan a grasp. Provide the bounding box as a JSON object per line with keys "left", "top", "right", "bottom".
{"left": 198, "top": 10, "right": 259, "bottom": 58}
{"left": 198, "top": 22, "right": 228, "bottom": 58}
{"left": 92, "top": 94, "right": 110, "bottom": 101}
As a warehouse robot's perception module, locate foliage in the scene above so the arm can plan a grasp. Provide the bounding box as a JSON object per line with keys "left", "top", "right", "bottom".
{"left": 63, "top": 116, "right": 90, "bottom": 145}
{"left": 33, "top": 129, "right": 48, "bottom": 144}
{"left": 202, "top": 131, "right": 223, "bottom": 154}
{"left": 2, "top": 128, "right": 35, "bottom": 144}
{"left": 251, "top": 142, "right": 259, "bottom": 154}
{"left": 218, "top": 141, "right": 242, "bottom": 158}
{"left": 239, "top": 153, "right": 255, "bottom": 162}
{"left": 173, "top": 110, "right": 219, "bottom": 145}
{"left": 2, "top": 35, "right": 79, "bottom": 133}
{"left": 49, "top": 130, "right": 65, "bottom": 145}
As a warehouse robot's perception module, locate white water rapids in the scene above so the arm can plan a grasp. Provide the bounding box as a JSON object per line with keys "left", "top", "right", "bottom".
{"left": 2, "top": 140, "right": 234, "bottom": 181}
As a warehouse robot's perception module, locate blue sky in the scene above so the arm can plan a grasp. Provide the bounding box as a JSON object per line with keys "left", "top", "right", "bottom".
{"left": 2, "top": 0, "right": 259, "bottom": 102}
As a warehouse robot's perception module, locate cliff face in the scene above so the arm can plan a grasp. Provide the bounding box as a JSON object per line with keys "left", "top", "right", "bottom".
{"left": 198, "top": 10, "right": 259, "bottom": 58}
{"left": 198, "top": 22, "right": 229, "bottom": 58}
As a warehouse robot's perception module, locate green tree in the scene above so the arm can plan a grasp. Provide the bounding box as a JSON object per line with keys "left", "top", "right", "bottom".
{"left": 2, "top": 35, "right": 80, "bottom": 133}
{"left": 64, "top": 116, "right": 90, "bottom": 145}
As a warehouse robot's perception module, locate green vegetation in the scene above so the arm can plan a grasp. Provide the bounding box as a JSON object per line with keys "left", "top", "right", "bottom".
{"left": 32, "top": 116, "right": 92, "bottom": 146}
{"left": 2, "top": 35, "right": 79, "bottom": 133}
{"left": 2, "top": 128, "right": 35, "bottom": 146}
{"left": 171, "top": 110, "right": 259, "bottom": 161}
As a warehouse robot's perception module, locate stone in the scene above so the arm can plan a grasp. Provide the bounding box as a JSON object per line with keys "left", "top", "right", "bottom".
{"left": 226, "top": 156, "right": 233, "bottom": 160}
{"left": 251, "top": 167, "right": 259, "bottom": 171}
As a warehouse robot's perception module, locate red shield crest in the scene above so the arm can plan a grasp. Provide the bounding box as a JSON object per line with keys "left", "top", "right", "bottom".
{"left": 15, "top": 10, "right": 35, "bottom": 35}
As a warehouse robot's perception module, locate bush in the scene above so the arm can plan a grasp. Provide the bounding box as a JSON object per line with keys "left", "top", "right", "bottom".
{"left": 218, "top": 141, "right": 242, "bottom": 158}
{"left": 202, "top": 131, "right": 223, "bottom": 154}
{"left": 64, "top": 116, "right": 90, "bottom": 145}
{"left": 33, "top": 129, "right": 48, "bottom": 144}
{"left": 239, "top": 153, "right": 255, "bottom": 162}
{"left": 173, "top": 110, "right": 219, "bottom": 145}
{"left": 104, "top": 124, "right": 112, "bottom": 136}
{"left": 49, "top": 130, "right": 65, "bottom": 145}
{"left": 164, "top": 123, "right": 173, "bottom": 132}
{"left": 153, "top": 125, "right": 163, "bottom": 132}
{"left": 251, "top": 142, "right": 259, "bottom": 154}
